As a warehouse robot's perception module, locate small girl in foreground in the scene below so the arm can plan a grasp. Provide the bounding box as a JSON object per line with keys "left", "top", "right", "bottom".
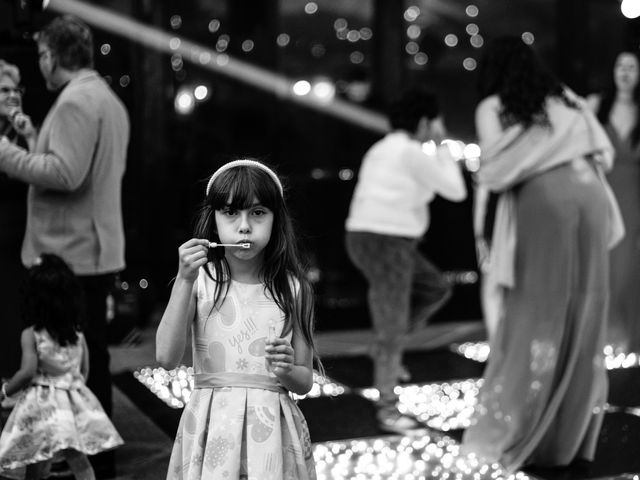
{"left": 156, "top": 159, "right": 319, "bottom": 479}
{"left": 0, "top": 254, "right": 123, "bottom": 480}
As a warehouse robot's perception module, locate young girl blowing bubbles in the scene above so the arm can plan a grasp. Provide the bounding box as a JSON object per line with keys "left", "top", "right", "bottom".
{"left": 0, "top": 254, "right": 123, "bottom": 480}
{"left": 156, "top": 159, "right": 319, "bottom": 479}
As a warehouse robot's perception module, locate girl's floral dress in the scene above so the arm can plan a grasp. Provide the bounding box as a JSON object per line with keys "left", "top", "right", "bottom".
{"left": 167, "top": 270, "right": 316, "bottom": 480}
{"left": 0, "top": 328, "right": 123, "bottom": 474}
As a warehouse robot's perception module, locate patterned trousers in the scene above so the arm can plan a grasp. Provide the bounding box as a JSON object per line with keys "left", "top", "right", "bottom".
{"left": 346, "top": 231, "right": 451, "bottom": 410}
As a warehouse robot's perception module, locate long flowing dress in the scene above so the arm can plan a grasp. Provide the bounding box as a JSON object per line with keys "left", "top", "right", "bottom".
{"left": 463, "top": 160, "right": 609, "bottom": 471}
{"left": 0, "top": 329, "right": 123, "bottom": 474}
{"left": 167, "top": 271, "right": 316, "bottom": 480}
{"left": 605, "top": 123, "right": 640, "bottom": 353}
{"left": 461, "top": 95, "right": 614, "bottom": 473}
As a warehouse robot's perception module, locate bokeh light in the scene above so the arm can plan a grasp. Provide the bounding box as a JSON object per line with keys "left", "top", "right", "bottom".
{"left": 466, "top": 4, "right": 479, "bottom": 17}
{"left": 404, "top": 6, "right": 421, "bottom": 22}
{"left": 169, "top": 15, "right": 182, "bottom": 30}
{"left": 304, "top": 2, "right": 319, "bottom": 14}
{"left": 174, "top": 88, "right": 195, "bottom": 115}
{"left": 470, "top": 34, "right": 484, "bottom": 48}
{"left": 521, "top": 32, "right": 535, "bottom": 45}
{"left": 444, "top": 34, "right": 458, "bottom": 47}
{"left": 621, "top": 0, "right": 640, "bottom": 19}
{"left": 194, "top": 85, "right": 209, "bottom": 101}
{"left": 207, "top": 19, "right": 220, "bottom": 33}
{"left": 293, "top": 80, "right": 312, "bottom": 96}
{"left": 463, "top": 57, "right": 477, "bottom": 71}
{"left": 277, "top": 33, "right": 291, "bottom": 47}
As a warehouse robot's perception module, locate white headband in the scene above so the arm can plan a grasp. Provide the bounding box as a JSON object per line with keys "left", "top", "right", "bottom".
{"left": 205, "top": 159, "right": 284, "bottom": 197}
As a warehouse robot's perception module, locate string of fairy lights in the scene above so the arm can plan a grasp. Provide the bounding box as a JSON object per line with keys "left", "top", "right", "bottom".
{"left": 134, "top": 338, "right": 640, "bottom": 427}
{"left": 133, "top": 367, "right": 534, "bottom": 479}
{"left": 313, "top": 432, "right": 535, "bottom": 480}
{"left": 453, "top": 341, "right": 640, "bottom": 370}
{"left": 160, "top": 2, "right": 537, "bottom": 114}
{"left": 134, "top": 337, "right": 640, "bottom": 420}
{"left": 133, "top": 344, "right": 640, "bottom": 479}
{"left": 133, "top": 366, "right": 349, "bottom": 409}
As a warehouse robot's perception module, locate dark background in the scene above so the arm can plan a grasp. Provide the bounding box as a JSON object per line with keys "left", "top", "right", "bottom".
{"left": 0, "top": 0, "right": 638, "bottom": 335}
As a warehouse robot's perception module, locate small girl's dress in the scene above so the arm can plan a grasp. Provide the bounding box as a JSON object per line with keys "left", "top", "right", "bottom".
{"left": 0, "top": 328, "right": 124, "bottom": 474}
{"left": 167, "top": 270, "right": 316, "bottom": 480}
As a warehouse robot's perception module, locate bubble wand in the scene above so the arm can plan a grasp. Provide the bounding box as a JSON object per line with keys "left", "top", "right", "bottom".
{"left": 208, "top": 242, "right": 251, "bottom": 249}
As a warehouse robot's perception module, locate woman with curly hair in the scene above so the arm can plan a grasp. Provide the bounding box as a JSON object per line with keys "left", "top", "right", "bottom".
{"left": 587, "top": 50, "right": 640, "bottom": 355}
{"left": 461, "top": 36, "right": 622, "bottom": 473}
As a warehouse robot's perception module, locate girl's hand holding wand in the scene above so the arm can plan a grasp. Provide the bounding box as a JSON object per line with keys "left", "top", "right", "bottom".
{"left": 177, "top": 238, "right": 210, "bottom": 283}
{"left": 157, "top": 238, "right": 209, "bottom": 369}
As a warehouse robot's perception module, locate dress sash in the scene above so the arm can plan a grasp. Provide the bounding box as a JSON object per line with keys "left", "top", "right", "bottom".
{"left": 194, "top": 372, "right": 287, "bottom": 393}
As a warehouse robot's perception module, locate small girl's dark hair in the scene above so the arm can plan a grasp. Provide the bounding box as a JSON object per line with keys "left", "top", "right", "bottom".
{"left": 21, "top": 253, "right": 84, "bottom": 346}
{"left": 194, "top": 159, "right": 322, "bottom": 372}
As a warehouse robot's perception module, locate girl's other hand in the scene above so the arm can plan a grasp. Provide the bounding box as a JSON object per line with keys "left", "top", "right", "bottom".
{"left": 176, "top": 238, "right": 209, "bottom": 282}
{"left": 265, "top": 337, "right": 294, "bottom": 374}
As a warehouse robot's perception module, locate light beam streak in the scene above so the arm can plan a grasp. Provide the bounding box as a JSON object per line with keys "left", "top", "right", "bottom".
{"left": 48, "top": 0, "right": 389, "bottom": 133}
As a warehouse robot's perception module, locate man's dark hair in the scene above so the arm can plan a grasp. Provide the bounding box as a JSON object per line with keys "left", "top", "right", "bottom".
{"left": 388, "top": 87, "right": 440, "bottom": 132}
{"left": 37, "top": 15, "right": 94, "bottom": 70}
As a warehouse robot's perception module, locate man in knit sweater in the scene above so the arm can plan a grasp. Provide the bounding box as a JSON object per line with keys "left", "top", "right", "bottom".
{"left": 345, "top": 87, "right": 467, "bottom": 433}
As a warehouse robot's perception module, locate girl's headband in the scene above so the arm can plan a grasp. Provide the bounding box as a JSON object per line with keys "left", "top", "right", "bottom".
{"left": 205, "top": 159, "right": 284, "bottom": 197}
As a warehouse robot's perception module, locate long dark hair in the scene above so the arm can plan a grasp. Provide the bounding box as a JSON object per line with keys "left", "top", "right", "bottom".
{"left": 596, "top": 50, "right": 640, "bottom": 146}
{"left": 477, "top": 36, "right": 575, "bottom": 128}
{"left": 194, "top": 160, "right": 321, "bottom": 369}
{"left": 21, "top": 253, "right": 84, "bottom": 346}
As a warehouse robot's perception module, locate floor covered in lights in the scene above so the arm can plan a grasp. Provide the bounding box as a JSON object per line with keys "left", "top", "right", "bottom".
{"left": 87, "top": 317, "right": 640, "bottom": 480}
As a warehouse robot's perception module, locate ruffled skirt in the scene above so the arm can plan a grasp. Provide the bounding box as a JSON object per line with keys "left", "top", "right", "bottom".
{"left": 0, "top": 383, "right": 123, "bottom": 473}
